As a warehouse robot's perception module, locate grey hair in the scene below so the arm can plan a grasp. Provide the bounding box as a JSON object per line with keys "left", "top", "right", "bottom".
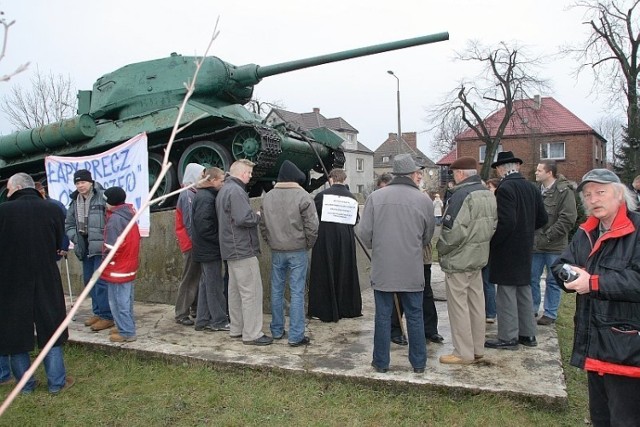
{"left": 8, "top": 173, "right": 35, "bottom": 189}
{"left": 458, "top": 169, "right": 478, "bottom": 178}
{"left": 499, "top": 162, "right": 520, "bottom": 171}
{"left": 579, "top": 182, "right": 638, "bottom": 213}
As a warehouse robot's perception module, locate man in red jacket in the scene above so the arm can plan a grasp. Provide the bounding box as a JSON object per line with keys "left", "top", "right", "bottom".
{"left": 101, "top": 187, "right": 141, "bottom": 343}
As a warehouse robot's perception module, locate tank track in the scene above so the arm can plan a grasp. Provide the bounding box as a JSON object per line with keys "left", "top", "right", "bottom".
{"left": 249, "top": 126, "right": 281, "bottom": 186}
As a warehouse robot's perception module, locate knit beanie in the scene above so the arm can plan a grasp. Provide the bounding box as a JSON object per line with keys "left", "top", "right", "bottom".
{"left": 104, "top": 187, "right": 127, "bottom": 206}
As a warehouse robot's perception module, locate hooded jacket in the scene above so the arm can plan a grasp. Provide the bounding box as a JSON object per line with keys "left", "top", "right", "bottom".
{"left": 260, "top": 160, "right": 319, "bottom": 251}
{"left": 533, "top": 175, "right": 577, "bottom": 253}
{"left": 101, "top": 204, "right": 141, "bottom": 284}
{"left": 65, "top": 181, "right": 106, "bottom": 259}
{"left": 553, "top": 206, "right": 640, "bottom": 378}
{"left": 175, "top": 163, "right": 203, "bottom": 253}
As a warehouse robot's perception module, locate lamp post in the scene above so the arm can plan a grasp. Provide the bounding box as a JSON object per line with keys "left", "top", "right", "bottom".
{"left": 387, "top": 70, "right": 402, "bottom": 151}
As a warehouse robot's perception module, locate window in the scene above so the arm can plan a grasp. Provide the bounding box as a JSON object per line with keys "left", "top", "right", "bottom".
{"left": 356, "top": 158, "right": 364, "bottom": 172}
{"left": 479, "top": 144, "right": 503, "bottom": 163}
{"left": 357, "top": 184, "right": 364, "bottom": 194}
{"left": 540, "top": 142, "right": 565, "bottom": 160}
{"left": 383, "top": 156, "right": 390, "bottom": 163}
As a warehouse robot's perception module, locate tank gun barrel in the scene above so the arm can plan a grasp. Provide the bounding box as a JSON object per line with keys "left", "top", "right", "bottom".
{"left": 231, "top": 32, "right": 449, "bottom": 87}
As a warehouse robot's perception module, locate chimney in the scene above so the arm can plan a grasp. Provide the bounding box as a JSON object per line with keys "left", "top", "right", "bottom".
{"left": 313, "top": 107, "right": 320, "bottom": 114}
{"left": 404, "top": 132, "right": 417, "bottom": 150}
{"left": 533, "top": 95, "right": 541, "bottom": 110}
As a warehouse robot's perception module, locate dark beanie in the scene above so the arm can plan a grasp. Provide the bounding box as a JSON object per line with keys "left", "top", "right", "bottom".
{"left": 104, "top": 187, "right": 127, "bottom": 206}
{"left": 74, "top": 169, "right": 93, "bottom": 183}
{"left": 277, "top": 160, "right": 306, "bottom": 186}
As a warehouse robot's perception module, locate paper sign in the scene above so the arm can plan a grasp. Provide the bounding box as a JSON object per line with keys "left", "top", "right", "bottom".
{"left": 320, "top": 194, "right": 358, "bottom": 225}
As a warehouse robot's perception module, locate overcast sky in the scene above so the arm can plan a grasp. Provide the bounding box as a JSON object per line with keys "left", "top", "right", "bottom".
{"left": 0, "top": 0, "right": 615, "bottom": 161}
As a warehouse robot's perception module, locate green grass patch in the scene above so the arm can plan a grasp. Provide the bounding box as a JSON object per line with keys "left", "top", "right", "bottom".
{"left": 0, "top": 297, "right": 588, "bottom": 426}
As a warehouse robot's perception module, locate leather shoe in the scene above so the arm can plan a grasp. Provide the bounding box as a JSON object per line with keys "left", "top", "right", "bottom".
{"left": 91, "top": 319, "right": 115, "bottom": 331}
{"left": 243, "top": 335, "right": 274, "bottom": 346}
{"left": 439, "top": 354, "right": 474, "bottom": 365}
{"left": 51, "top": 376, "right": 75, "bottom": 395}
{"left": 413, "top": 367, "right": 425, "bottom": 373}
{"left": 289, "top": 336, "right": 310, "bottom": 347}
{"left": 371, "top": 362, "right": 388, "bottom": 373}
{"left": 84, "top": 316, "right": 100, "bottom": 327}
{"left": 518, "top": 336, "right": 538, "bottom": 347}
{"left": 484, "top": 338, "right": 519, "bottom": 350}
{"left": 428, "top": 333, "right": 444, "bottom": 344}
{"left": 176, "top": 317, "right": 194, "bottom": 326}
{"left": 391, "top": 335, "right": 408, "bottom": 346}
{"left": 537, "top": 315, "right": 555, "bottom": 326}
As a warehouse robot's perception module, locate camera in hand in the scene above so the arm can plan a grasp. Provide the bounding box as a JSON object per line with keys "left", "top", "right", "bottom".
{"left": 558, "top": 264, "right": 579, "bottom": 283}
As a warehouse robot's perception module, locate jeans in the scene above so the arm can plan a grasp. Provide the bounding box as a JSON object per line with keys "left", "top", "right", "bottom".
{"left": 11, "top": 346, "right": 66, "bottom": 393}
{"left": 83, "top": 255, "right": 113, "bottom": 320}
{"left": 0, "top": 355, "right": 10, "bottom": 382}
{"left": 530, "top": 253, "right": 561, "bottom": 319}
{"left": 107, "top": 281, "right": 136, "bottom": 337}
{"left": 373, "top": 290, "right": 426, "bottom": 370}
{"left": 270, "top": 250, "right": 308, "bottom": 344}
{"left": 482, "top": 265, "right": 496, "bottom": 319}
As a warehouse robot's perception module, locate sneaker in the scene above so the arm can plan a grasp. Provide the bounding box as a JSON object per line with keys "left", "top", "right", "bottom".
{"left": 176, "top": 317, "right": 194, "bottom": 326}
{"left": 486, "top": 317, "right": 496, "bottom": 324}
{"left": 537, "top": 315, "right": 555, "bottom": 326}
{"left": 84, "top": 316, "right": 100, "bottom": 327}
{"left": 212, "top": 324, "right": 231, "bottom": 332}
{"left": 289, "top": 336, "right": 310, "bottom": 347}
{"left": 91, "top": 319, "right": 115, "bottom": 331}
{"left": 110, "top": 333, "right": 137, "bottom": 343}
{"left": 50, "top": 376, "right": 75, "bottom": 394}
{"left": 243, "top": 335, "right": 273, "bottom": 346}
{"left": 439, "top": 354, "right": 474, "bottom": 365}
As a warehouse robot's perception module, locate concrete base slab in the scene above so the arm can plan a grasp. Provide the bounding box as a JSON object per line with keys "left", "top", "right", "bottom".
{"left": 66, "top": 264, "right": 566, "bottom": 408}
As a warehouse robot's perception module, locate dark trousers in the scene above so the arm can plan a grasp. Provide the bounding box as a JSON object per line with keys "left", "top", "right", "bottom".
{"left": 391, "top": 264, "right": 438, "bottom": 337}
{"left": 588, "top": 371, "right": 640, "bottom": 427}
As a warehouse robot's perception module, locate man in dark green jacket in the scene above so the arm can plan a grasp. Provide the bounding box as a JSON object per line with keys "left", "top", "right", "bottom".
{"left": 530, "top": 160, "right": 577, "bottom": 325}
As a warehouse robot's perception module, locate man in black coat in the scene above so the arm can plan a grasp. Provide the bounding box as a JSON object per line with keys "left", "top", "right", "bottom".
{"left": 485, "top": 152, "right": 548, "bottom": 350}
{"left": 0, "top": 173, "right": 73, "bottom": 393}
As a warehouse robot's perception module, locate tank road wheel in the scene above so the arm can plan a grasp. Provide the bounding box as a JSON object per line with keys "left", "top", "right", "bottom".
{"left": 177, "top": 141, "right": 233, "bottom": 183}
{"left": 231, "top": 128, "right": 261, "bottom": 162}
{"left": 148, "top": 152, "right": 178, "bottom": 209}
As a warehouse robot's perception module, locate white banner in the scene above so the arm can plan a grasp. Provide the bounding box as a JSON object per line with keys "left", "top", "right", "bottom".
{"left": 44, "top": 133, "right": 150, "bottom": 236}
{"left": 320, "top": 194, "right": 358, "bottom": 225}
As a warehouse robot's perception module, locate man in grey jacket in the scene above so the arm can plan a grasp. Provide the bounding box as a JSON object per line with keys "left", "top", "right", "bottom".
{"left": 531, "top": 160, "right": 577, "bottom": 325}
{"left": 359, "top": 153, "right": 435, "bottom": 374}
{"left": 260, "top": 160, "right": 318, "bottom": 347}
{"left": 217, "top": 159, "right": 272, "bottom": 346}
{"left": 437, "top": 157, "right": 497, "bottom": 364}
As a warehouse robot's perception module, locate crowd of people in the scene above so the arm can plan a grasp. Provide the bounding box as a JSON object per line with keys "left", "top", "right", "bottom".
{"left": 2, "top": 152, "right": 640, "bottom": 425}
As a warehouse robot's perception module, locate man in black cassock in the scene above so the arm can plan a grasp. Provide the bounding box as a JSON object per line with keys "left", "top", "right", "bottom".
{"left": 308, "top": 169, "right": 362, "bottom": 322}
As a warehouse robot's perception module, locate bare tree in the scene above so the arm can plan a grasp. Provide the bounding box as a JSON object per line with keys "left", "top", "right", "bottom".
{"left": 429, "top": 41, "right": 551, "bottom": 179}
{"left": 593, "top": 114, "right": 625, "bottom": 166}
{"left": 0, "top": 11, "right": 29, "bottom": 82}
{"left": 562, "top": 0, "right": 639, "bottom": 175}
{"left": 246, "top": 97, "right": 285, "bottom": 117}
{"left": 1, "top": 68, "right": 76, "bottom": 130}
{"left": 428, "top": 112, "right": 466, "bottom": 160}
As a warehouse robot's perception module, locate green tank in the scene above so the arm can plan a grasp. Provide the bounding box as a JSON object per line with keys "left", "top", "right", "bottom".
{"left": 0, "top": 32, "right": 448, "bottom": 207}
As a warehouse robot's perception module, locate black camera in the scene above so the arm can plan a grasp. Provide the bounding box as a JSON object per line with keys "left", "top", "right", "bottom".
{"left": 558, "top": 264, "right": 579, "bottom": 283}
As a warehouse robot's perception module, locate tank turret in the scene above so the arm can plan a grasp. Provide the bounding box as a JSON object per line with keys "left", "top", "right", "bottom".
{"left": 0, "top": 32, "right": 449, "bottom": 205}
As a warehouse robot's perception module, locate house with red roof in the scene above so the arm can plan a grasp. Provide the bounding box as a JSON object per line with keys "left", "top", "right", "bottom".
{"left": 449, "top": 96, "right": 606, "bottom": 183}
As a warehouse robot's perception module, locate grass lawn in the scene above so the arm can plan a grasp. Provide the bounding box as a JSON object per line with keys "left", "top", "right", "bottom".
{"left": 0, "top": 296, "right": 588, "bottom": 426}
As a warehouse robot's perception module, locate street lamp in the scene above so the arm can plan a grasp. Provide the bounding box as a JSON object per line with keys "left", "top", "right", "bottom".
{"left": 387, "top": 70, "right": 402, "bottom": 150}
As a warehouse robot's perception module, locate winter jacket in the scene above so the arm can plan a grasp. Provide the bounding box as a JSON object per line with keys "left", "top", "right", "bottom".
{"left": 0, "top": 188, "right": 68, "bottom": 354}
{"left": 489, "top": 172, "right": 547, "bottom": 285}
{"left": 260, "top": 182, "right": 319, "bottom": 251}
{"left": 552, "top": 206, "right": 640, "bottom": 378}
{"left": 65, "top": 182, "right": 107, "bottom": 260}
{"left": 533, "top": 176, "right": 577, "bottom": 253}
{"left": 358, "top": 176, "right": 435, "bottom": 292}
{"left": 437, "top": 175, "right": 497, "bottom": 273}
{"left": 216, "top": 175, "right": 261, "bottom": 261}
{"left": 191, "top": 186, "right": 222, "bottom": 262}
{"left": 175, "top": 163, "right": 203, "bottom": 253}
{"left": 101, "top": 204, "right": 141, "bottom": 284}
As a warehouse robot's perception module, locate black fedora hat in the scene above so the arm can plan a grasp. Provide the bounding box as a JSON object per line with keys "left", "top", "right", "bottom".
{"left": 491, "top": 151, "right": 523, "bottom": 169}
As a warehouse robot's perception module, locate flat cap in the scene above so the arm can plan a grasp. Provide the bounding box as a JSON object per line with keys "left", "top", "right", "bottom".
{"left": 577, "top": 169, "right": 620, "bottom": 192}
{"left": 449, "top": 156, "right": 477, "bottom": 171}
